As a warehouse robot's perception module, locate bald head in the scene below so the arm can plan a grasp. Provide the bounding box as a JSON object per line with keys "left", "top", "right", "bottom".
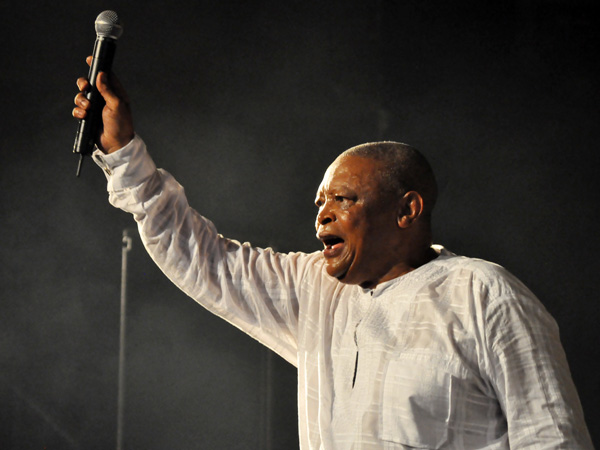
{"left": 341, "top": 141, "right": 438, "bottom": 220}
{"left": 314, "top": 141, "right": 438, "bottom": 286}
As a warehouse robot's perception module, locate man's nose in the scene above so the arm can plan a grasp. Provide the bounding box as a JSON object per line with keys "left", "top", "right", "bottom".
{"left": 315, "top": 204, "right": 335, "bottom": 228}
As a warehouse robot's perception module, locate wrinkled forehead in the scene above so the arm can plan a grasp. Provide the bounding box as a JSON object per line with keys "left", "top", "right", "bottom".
{"left": 315, "top": 154, "right": 382, "bottom": 198}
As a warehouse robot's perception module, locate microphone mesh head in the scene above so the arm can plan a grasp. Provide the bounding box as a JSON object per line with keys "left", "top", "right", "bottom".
{"left": 95, "top": 10, "right": 123, "bottom": 40}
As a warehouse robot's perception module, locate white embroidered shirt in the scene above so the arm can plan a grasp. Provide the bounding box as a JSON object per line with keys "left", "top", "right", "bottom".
{"left": 93, "top": 136, "right": 593, "bottom": 449}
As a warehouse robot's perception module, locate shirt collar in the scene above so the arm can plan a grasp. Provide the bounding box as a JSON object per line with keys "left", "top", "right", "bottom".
{"left": 360, "top": 245, "right": 453, "bottom": 298}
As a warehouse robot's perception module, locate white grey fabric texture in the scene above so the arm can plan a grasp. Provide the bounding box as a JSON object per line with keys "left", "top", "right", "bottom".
{"left": 93, "top": 136, "right": 593, "bottom": 449}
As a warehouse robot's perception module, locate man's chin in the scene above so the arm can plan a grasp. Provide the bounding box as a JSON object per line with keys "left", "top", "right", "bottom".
{"left": 336, "top": 272, "right": 348, "bottom": 282}
{"left": 329, "top": 265, "right": 367, "bottom": 287}
{"left": 325, "top": 263, "right": 349, "bottom": 282}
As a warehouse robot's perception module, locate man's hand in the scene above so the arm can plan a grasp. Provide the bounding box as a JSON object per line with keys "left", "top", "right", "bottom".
{"left": 72, "top": 56, "right": 134, "bottom": 154}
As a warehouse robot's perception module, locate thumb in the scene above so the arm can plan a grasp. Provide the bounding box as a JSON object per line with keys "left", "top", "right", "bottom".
{"left": 96, "top": 71, "right": 122, "bottom": 109}
{"left": 94, "top": 71, "right": 135, "bottom": 154}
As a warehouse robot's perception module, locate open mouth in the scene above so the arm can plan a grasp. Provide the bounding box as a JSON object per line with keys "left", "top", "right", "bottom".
{"left": 320, "top": 235, "right": 345, "bottom": 257}
{"left": 323, "top": 236, "right": 344, "bottom": 249}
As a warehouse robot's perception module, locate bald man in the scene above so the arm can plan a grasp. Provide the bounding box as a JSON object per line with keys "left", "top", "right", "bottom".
{"left": 74, "top": 69, "right": 593, "bottom": 449}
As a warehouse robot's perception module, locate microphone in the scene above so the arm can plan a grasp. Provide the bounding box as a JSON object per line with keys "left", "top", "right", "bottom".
{"left": 73, "top": 10, "right": 123, "bottom": 177}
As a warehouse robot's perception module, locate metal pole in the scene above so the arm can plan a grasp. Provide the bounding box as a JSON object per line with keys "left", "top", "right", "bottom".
{"left": 117, "top": 229, "right": 132, "bottom": 450}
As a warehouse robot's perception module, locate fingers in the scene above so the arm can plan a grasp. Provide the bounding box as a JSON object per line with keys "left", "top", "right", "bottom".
{"left": 73, "top": 72, "right": 92, "bottom": 117}
{"left": 74, "top": 92, "right": 89, "bottom": 108}
{"left": 72, "top": 75, "right": 90, "bottom": 119}
{"left": 72, "top": 55, "right": 135, "bottom": 153}
{"left": 76, "top": 76, "right": 90, "bottom": 92}
{"left": 72, "top": 106, "right": 85, "bottom": 119}
{"left": 77, "top": 56, "right": 128, "bottom": 107}
{"left": 72, "top": 92, "right": 89, "bottom": 119}
{"left": 75, "top": 72, "right": 127, "bottom": 111}
{"left": 72, "top": 70, "right": 123, "bottom": 120}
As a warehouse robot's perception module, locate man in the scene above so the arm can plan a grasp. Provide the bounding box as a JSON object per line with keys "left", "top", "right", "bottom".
{"left": 73, "top": 66, "right": 593, "bottom": 449}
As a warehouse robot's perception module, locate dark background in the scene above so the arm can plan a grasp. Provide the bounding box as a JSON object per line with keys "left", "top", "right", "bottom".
{"left": 1, "top": 0, "right": 598, "bottom": 448}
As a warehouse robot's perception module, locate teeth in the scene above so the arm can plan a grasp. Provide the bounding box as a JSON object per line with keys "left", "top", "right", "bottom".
{"left": 322, "top": 237, "right": 343, "bottom": 250}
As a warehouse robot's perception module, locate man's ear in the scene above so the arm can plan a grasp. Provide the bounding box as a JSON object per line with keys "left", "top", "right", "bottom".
{"left": 397, "top": 191, "right": 424, "bottom": 229}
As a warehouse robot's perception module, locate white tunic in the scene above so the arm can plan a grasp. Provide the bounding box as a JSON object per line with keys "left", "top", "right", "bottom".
{"left": 93, "top": 136, "right": 593, "bottom": 449}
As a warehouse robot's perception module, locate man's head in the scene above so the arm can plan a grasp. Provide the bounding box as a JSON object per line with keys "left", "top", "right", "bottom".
{"left": 314, "top": 141, "right": 437, "bottom": 289}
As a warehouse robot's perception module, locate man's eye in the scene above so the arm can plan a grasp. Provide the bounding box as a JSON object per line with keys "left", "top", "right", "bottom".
{"left": 335, "top": 195, "right": 356, "bottom": 205}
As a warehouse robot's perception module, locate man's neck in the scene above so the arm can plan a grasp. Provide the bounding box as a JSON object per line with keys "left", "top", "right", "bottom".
{"left": 359, "top": 243, "right": 437, "bottom": 290}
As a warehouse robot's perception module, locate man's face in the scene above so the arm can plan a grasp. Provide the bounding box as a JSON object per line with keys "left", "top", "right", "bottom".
{"left": 314, "top": 155, "right": 401, "bottom": 288}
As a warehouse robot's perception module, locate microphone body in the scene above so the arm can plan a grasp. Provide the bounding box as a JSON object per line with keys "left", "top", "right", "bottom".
{"left": 73, "top": 11, "right": 122, "bottom": 176}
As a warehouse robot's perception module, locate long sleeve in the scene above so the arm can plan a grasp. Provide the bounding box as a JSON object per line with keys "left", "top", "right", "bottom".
{"left": 478, "top": 266, "right": 593, "bottom": 449}
{"left": 93, "top": 136, "right": 321, "bottom": 366}
{"left": 92, "top": 139, "right": 594, "bottom": 448}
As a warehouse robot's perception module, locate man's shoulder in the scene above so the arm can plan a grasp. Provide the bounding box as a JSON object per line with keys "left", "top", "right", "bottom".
{"left": 435, "top": 246, "right": 505, "bottom": 276}
{"left": 435, "top": 246, "right": 532, "bottom": 301}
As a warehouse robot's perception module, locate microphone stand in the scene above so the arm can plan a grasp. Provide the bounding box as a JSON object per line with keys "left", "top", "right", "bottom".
{"left": 117, "top": 229, "right": 132, "bottom": 450}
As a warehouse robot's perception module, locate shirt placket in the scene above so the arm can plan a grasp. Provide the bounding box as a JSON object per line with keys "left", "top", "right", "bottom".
{"left": 352, "top": 290, "right": 375, "bottom": 389}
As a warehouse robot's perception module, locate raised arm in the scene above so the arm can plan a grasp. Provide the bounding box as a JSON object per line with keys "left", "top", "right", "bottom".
{"left": 72, "top": 59, "right": 324, "bottom": 366}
